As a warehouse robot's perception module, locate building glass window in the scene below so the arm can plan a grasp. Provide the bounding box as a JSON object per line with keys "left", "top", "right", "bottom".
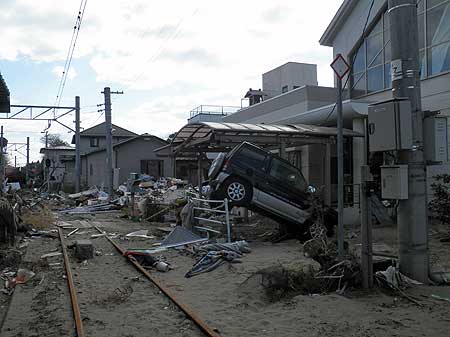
{"left": 350, "top": 0, "right": 450, "bottom": 98}
{"left": 90, "top": 137, "right": 99, "bottom": 147}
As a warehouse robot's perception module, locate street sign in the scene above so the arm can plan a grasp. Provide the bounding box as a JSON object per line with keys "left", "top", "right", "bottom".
{"left": 330, "top": 53, "right": 350, "bottom": 258}
{"left": 331, "top": 54, "right": 351, "bottom": 80}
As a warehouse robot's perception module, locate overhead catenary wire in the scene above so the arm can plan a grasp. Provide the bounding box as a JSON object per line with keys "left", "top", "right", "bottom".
{"left": 126, "top": 8, "right": 199, "bottom": 88}
{"left": 320, "top": 0, "right": 375, "bottom": 126}
{"left": 54, "top": 0, "right": 88, "bottom": 110}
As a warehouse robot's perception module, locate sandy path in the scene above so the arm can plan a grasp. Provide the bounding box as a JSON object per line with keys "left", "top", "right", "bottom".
{"left": 62, "top": 222, "right": 205, "bottom": 337}
{"left": 1, "top": 237, "right": 74, "bottom": 337}
{"left": 3, "top": 211, "right": 450, "bottom": 337}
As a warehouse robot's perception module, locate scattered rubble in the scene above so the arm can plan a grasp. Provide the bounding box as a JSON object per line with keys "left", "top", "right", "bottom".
{"left": 74, "top": 239, "right": 94, "bottom": 260}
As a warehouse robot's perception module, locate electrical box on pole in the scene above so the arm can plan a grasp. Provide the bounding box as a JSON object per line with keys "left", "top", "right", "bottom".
{"left": 424, "top": 116, "right": 448, "bottom": 162}
{"left": 381, "top": 165, "right": 409, "bottom": 199}
{"left": 368, "top": 98, "right": 412, "bottom": 152}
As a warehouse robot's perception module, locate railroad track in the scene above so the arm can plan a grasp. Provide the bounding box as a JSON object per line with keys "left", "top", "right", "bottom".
{"left": 58, "top": 224, "right": 219, "bottom": 337}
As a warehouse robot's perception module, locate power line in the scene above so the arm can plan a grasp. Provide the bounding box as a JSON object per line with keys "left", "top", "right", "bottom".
{"left": 54, "top": 0, "right": 88, "bottom": 109}
{"left": 320, "top": 0, "right": 375, "bottom": 126}
{"left": 126, "top": 8, "right": 199, "bottom": 88}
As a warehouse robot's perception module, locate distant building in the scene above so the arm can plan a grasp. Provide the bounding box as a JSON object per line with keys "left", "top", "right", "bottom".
{"left": 262, "top": 62, "right": 318, "bottom": 99}
{"left": 82, "top": 134, "right": 173, "bottom": 188}
{"left": 187, "top": 105, "right": 241, "bottom": 124}
{"left": 39, "top": 145, "right": 76, "bottom": 192}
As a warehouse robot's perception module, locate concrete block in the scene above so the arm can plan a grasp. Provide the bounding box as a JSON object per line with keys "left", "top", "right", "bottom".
{"left": 75, "top": 239, "right": 94, "bottom": 260}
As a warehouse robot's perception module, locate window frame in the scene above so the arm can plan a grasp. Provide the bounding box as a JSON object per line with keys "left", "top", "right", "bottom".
{"left": 90, "top": 137, "right": 99, "bottom": 147}
{"left": 349, "top": 0, "right": 450, "bottom": 98}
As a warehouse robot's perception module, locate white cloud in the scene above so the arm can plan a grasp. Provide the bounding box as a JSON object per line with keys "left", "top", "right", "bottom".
{"left": 1, "top": 0, "right": 344, "bottom": 163}
{"left": 52, "top": 65, "right": 77, "bottom": 80}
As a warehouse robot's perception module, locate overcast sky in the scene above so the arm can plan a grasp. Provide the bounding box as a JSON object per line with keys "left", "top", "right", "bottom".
{"left": 0, "top": 0, "right": 343, "bottom": 163}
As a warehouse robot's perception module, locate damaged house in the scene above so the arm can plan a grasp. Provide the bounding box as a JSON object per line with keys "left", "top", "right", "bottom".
{"left": 40, "top": 145, "right": 76, "bottom": 192}
{"left": 80, "top": 129, "right": 173, "bottom": 188}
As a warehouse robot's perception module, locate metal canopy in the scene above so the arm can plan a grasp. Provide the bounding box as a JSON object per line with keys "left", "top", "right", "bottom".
{"left": 158, "top": 121, "right": 362, "bottom": 155}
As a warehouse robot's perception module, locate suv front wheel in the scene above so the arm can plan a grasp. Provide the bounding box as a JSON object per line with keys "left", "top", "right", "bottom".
{"left": 221, "top": 177, "right": 252, "bottom": 207}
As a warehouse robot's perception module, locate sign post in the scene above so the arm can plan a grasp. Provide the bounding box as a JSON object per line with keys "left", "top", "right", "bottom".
{"left": 331, "top": 54, "right": 350, "bottom": 257}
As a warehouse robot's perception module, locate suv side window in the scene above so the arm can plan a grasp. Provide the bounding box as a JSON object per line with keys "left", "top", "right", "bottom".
{"left": 269, "top": 158, "right": 307, "bottom": 192}
{"left": 233, "top": 146, "right": 267, "bottom": 170}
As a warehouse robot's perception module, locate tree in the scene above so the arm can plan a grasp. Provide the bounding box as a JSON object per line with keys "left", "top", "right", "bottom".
{"left": 40, "top": 133, "right": 69, "bottom": 147}
{"left": 429, "top": 174, "right": 450, "bottom": 238}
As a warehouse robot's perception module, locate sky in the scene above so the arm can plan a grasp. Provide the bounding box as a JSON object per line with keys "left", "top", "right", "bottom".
{"left": 0, "top": 0, "right": 343, "bottom": 164}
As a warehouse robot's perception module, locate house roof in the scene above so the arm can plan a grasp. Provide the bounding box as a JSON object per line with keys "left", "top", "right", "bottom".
{"left": 40, "top": 145, "right": 75, "bottom": 153}
{"left": 71, "top": 122, "right": 137, "bottom": 144}
{"left": 82, "top": 133, "right": 168, "bottom": 156}
{"left": 80, "top": 122, "right": 137, "bottom": 137}
{"left": 319, "top": 0, "right": 358, "bottom": 47}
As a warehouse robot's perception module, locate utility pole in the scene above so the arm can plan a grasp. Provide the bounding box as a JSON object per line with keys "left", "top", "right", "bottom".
{"left": 75, "top": 96, "right": 81, "bottom": 192}
{"left": 26, "top": 136, "right": 30, "bottom": 183}
{"left": 389, "top": 0, "right": 428, "bottom": 282}
{"left": 45, "top": 132, "right": 48, "bottom": 148}
{"left": 102, "top": 87, "right": 123, "bottom": 197}
{"left": 14, "top": 156, "right": 16, "bottom": 168}
{"left": 360, "top": 165, "right": 373, "bottom": 289}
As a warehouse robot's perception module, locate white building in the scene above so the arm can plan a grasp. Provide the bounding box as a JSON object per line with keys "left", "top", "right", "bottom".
{"left": 40, "top": 146, "right": 76, "bottom": 191}
{"left": 222, "top": 0, "right": 450, "bottom": 223}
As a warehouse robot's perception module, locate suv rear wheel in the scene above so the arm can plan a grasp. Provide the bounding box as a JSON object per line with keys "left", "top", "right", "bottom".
{"left": 222, "top": 177, "right": 252, "bottom": 207}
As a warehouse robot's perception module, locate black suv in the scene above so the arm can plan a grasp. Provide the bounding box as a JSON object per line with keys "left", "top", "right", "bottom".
{"left": 208, "top": 142, "right": 315, "bottom": 228}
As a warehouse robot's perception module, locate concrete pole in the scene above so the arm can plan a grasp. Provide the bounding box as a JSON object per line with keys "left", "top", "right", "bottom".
{"left": 337, "top": 77, "right": 344, "bottom": 257}
{"left": 389, "top": 0, "right": 428, "bottom": 282}
{"left": 26, "top": 136, "right": 30, "bottom": 183}
{"left": 197, "top": 155, "right": 202, "bottom": 196}
{"left": 75, "top": 96, "right": 81, "bottom": 192}
{"left": 324, "top": 143, "right": 332, "bottom": 206}
{"left": 360, "top": 165, "right": 373, "bottom": 289}
{"left": 103, "top": 87, "right": 113, "bottom": 197}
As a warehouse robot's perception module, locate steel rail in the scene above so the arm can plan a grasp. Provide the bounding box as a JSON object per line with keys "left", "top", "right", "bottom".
{"left": 94, "top": 225, "right": 219, "bottom": 337}
{"left": 58, "top": 228, "right": 85, "bottom": 337}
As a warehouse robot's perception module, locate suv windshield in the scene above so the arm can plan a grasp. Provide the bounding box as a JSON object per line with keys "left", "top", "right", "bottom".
{"left": 269, "top": 157, "right": 307, "bottom": 192}
{"left": 232, "top": 146, "right": 267, "bottom": 168}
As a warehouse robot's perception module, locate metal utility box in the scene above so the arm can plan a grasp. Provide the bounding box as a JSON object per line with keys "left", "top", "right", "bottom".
{"left": 381, "top": 165, "right": 408, "bottom": 199}
{"left": 424, "top": 116, "right": 448, "bottom": 162}
{"left": 368, "top": 99, "right": 412, "bottom": 152}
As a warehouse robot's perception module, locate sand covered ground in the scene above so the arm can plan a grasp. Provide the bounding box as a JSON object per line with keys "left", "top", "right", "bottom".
{"left": 1, "top": 212, "right": 450, "bottom": 337}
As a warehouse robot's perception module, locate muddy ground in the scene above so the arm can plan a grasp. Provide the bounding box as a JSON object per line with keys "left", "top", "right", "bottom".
{"left": 1, "top": 210, "right": 450, "bottom": 337}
